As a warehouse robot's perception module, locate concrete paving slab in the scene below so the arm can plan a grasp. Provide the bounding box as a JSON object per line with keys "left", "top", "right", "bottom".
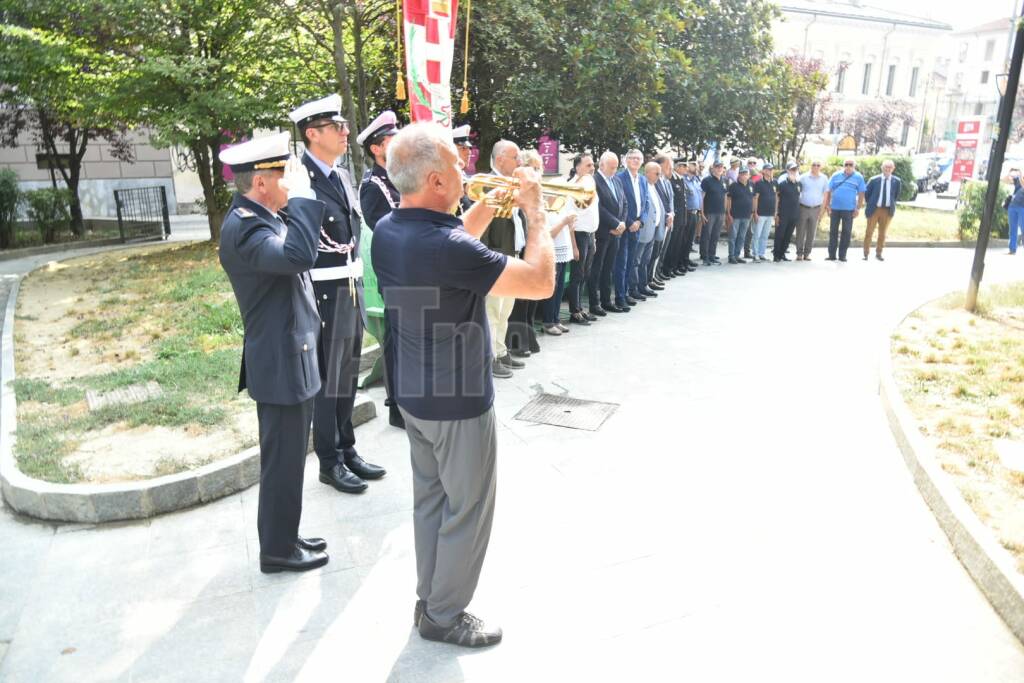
{"left": 2, "top": 247, "right": 1024, "bottom": 680}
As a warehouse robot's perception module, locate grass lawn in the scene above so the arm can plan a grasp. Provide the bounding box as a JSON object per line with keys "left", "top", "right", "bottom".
{"left": 891, "top": 280, "right": 1024, "bottom": 573}
{"left": 880, "top": 206, "right": 960, "bottom": 242}
{"left": 13, "top": 241, "right": 377, "bottom": 484}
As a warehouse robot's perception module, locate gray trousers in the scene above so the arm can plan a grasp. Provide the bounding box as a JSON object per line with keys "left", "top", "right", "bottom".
{"left": 795, "top": 205, "right": 821, "bottom": 257}
{"left": 401, "top": 406, "right": 497, "bottom": 627}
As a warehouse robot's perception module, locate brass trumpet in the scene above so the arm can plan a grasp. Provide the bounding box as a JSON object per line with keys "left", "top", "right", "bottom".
{"left": 465, "top": 173, "right": 596, "bottom": 218}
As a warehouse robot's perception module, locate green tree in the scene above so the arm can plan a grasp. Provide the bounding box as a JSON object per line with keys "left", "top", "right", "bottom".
{"left": 0, "top": 16, "right": 134, "bottom": 236}
{"left": 283, "top": 0, "right": 402, "bottom": 173}
{"left": 111, "top": 0, "right": 317, "bottom": 240}
{"left": 452, "top": 0, "right": 690, "bottom": 166}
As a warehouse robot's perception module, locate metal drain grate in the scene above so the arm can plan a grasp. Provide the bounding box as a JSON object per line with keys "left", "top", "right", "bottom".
{"left": 513, "top": 393, "right": 619, "bottom": 431}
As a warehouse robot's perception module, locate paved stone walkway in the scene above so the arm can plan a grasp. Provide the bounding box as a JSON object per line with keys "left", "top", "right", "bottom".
{"left": 2, "top": 247, "right": 1024, "bottom": 682}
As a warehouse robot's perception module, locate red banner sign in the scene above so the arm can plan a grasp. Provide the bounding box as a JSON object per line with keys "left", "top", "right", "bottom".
{"left": 952, "top": 139, "right": 978, "bottom": 182}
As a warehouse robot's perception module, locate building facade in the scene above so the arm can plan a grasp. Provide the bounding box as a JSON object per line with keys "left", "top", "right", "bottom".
{"left": 0, "top": 126, "right": 178, "bottom": 218}
{"left": 935, "top": 18, "right": 1016, "bottom": 144}
{"left": 773, "top": 0, "right": 952, "bottom": 157}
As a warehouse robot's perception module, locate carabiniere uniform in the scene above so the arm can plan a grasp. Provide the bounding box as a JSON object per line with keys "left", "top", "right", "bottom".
{"left": 289, "top": 94, "right": 385, "bottom": 495}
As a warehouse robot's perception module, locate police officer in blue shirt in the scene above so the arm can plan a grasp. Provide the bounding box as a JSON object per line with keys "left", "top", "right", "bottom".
{"left": 823, "top": 159, "right": 867, "bottom": 262}
{"left": 289, "top": 95, "right": 386, "bottom": 494}
{"left": 218, "top": 134, "right": 330, "bottom": 573}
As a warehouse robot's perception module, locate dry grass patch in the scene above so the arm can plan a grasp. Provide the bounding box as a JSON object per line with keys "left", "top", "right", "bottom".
{"left": 892, "top": 280, "right": 1024, "bottom": 575}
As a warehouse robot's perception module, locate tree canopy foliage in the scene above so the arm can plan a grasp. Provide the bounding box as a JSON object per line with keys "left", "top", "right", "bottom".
{"left": 2, "top": 0, "right": 831, "bottom": 238}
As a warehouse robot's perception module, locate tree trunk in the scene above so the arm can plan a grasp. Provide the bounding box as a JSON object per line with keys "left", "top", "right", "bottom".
{"left": 351, "top": 5, "right": 369, "bottom": 139}
{"left": 331, "top": 3, "right": 364, "bottom": 172}
{"left": 192, "top": 140, "right": 225, "bottom": 242}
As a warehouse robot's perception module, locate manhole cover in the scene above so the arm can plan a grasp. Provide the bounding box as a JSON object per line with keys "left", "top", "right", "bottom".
{"left": 513, "top": 393, "right": 618, "bottom": 431}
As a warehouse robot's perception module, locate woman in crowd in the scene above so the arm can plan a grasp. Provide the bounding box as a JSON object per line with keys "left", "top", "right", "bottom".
{"left": 517, "top": 150, "right": 578, "bottom": 336}
{"left": 563, "top": 154, "right": 599, "bottom": 326}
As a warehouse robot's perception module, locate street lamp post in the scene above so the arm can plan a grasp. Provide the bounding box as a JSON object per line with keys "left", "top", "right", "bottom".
{"left": 966, "top": 13, "right": 1024, "bottom": 312}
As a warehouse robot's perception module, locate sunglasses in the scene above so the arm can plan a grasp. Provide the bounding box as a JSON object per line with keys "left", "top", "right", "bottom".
{"left": 844, "top": 162, "right": 854, "bottom": 167}
{"left": 311, "top": 121, "right": 349, "bottom": 133}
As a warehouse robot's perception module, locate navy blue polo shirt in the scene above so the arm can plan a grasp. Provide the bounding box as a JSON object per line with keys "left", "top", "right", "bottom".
{"left": 371, "top": 208, "right": 508, "bottom": 421}
{"left": 776, "top": 176, "right": 802, "bottom": 216}
{"left": 726, "top": 181, "right": 754, "bottom": 219}
{"left": 752, "top": 178, "right": 777, "bottom": 217}
{"left": 701, "top": 175, "right": 727, "bottom": 215}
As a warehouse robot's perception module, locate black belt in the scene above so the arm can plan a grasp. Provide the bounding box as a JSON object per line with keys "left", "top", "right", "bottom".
{"left": 799, "top": 204, "right": 820, "bottom": 209}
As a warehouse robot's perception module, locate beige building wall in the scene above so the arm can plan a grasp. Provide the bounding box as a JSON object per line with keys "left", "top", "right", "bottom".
{"left": 0, "top": 126, "right": 178, "bottom": 217}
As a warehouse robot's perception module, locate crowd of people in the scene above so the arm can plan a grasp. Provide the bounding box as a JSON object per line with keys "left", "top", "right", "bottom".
{"left": 214, "top": 92, "right": 908, "bottom": 650}
{"left": 479, "top": 148, "right": 905, "bottom": 378}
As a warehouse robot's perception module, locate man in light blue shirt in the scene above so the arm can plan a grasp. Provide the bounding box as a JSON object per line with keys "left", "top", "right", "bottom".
{"left": 822, "top": 159, "right": 866, "bottom": 261}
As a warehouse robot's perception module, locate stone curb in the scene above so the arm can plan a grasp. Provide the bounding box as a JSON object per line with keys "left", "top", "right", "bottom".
{"left": 879, "top": 304, "right": 1024, "bottom": 645}
{"left": 0, "top": 237, "right": 148, "bottom": 263}
{"left": 0, "top": 262, "right": 377, "bottom": 524}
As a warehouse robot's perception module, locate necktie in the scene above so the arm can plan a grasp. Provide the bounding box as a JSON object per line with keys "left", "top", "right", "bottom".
{"left": 882, "top": 177, "right": 888, "bottom": 208}
{"left": 330, "top": 169, "right": 349, "bottom": 208}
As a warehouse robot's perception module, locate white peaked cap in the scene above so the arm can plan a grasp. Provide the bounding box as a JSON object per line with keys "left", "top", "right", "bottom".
{"left": 356, "top": 110, "right": 400, "bottom": 146}
{"left": 288, "top": 94, "right": 345, "bottom": 127}
{"left": 218, "top": 132, "right": 291, "bottom": 172}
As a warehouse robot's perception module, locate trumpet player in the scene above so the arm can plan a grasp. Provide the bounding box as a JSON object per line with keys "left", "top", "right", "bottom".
{"left": 372, "top": 122, "right": 554, "bottom": 647}
{"left": 289, "top": 95, "right": 387, "bottom": 496}
{"left": 479, "top": 139, "right": 526, "bottom": 378}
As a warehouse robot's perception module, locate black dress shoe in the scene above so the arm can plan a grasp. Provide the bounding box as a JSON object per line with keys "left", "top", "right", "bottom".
{"left": 528, "top": 338, "right": 541, "bottom": 353}
{"left": 389, "top": 404, "right": 406, "bottom": 429}
{"left": 345, "top": 453, "right": 386, "bottom": 480}
{"left": 687, "top": 260, "right": 700, "bottom": 267}
{"left": 297, "top": 536, "right": 327, "bottom": 552}
{"left": 260, "top": 546, "right": 329, "bottom": 574}
{"left": 510, "top": 349, "right": 531, "bottom": 358}
{"left": 584, "top": 311, "right": 598, "bottom": 321}
{"left": 414, "top": 599, "right": 426, "bottom": 626}
{"left": 606, "top": 304, "right": 627, "bottom": 313}
{"left": 626, "top": 296, "right": 640, "bottom": 305}
{"left": 838, "top": 257, "right": 847, "bottom": 262}
{"left": 876, "top": 254, "right": 885, "bottom": 261}
{"left": 673, "top": 268, "right": 687, "bottom": 276}
{"left": 569, "top": 311, "right": 591, "bottom": 325}
{"left": 590, "top": 307, "right": 607, "bottom": 317}
{"left": 641, "top": 288, "right": 658, "bottom": 297}
{"left": 649, "top": 282, "right": 665, "bottom": 291}
{"left": 419, "top": 612, "right": 503, "bottom": 648}
{"left": 825, "top": 256, "right": 836, "bottom": 261}
{"left": 320, "top": 463, "right": 368, "bottom": 493}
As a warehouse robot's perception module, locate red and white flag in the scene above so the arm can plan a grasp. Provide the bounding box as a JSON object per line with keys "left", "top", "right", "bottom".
{"left": 403, "top": 0, "right": 459, "bottom": 127}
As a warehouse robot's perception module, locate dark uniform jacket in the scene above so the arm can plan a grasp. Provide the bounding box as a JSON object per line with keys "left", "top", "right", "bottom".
{"left": 219, "top": 193, "right": 326, "bottom": 405}
{"left": 301, "top": 152, "right": 367, "bottom": 338}
{"left": 359, "top": 163, "right": 401, "bottom": 231}
{"left": 670, "top": 173, "right": 688, "bottom": 215}
{"left": 479, "top": 215, "right": 519, "bottom": 256}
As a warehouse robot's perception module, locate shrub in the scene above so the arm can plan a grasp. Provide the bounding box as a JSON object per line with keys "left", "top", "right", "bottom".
{"left": 24, "top": 187, "right": 72, "bottom": 244}
{"left": 823, "top": 155, "right": 916, "bottom": 201}
{"left": 957, "top": 180, "right": 1010, "bottom": 241}
{"left": 0, "top": 169, "right": 20, "bottom": 250}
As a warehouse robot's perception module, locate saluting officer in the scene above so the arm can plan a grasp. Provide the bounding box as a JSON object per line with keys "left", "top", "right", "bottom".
{"left": 218, "top": 133, "right": 329, "bottom": 574}
{"left": 357, "top": 111, "right": 406, "bottom": 429}
{"left": 288, "top": 95, "right": 386, "bottom": 495}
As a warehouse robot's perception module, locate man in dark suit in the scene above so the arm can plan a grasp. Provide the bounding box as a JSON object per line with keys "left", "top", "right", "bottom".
{"left": 863, "top": 159, "right": 902, "bottom": 261}
{"left": 614, "top": 149, "right": 650, "bottom": 307}
{"left": 660, "top": 157, "right": 687, "bottom": 279}
{"left": 218, "top": 134, "right": 329, "bottom": 574}
{"left": 289, "top": 95, "right": 386, "bottom": 495}
{"left": 589, "top": 151, "right": 627, "bottom": 315}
